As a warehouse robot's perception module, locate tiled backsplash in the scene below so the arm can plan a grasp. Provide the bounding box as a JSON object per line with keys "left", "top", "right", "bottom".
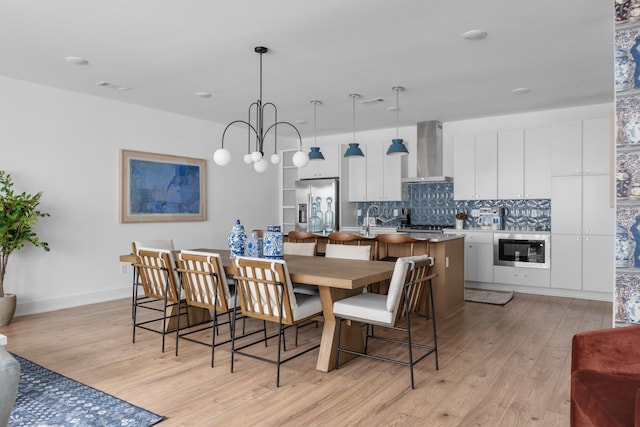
{"left": 356, "top": 182, "right": 551, "bottom": 231}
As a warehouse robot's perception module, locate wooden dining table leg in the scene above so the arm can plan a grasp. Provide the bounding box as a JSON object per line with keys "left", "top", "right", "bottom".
{"left": 316, "top": 286, "right": 365, "bottom": 372}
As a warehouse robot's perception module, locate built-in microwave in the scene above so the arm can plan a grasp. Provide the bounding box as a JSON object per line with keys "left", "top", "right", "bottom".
{"left": 493, "top": 233, "right": 550, "bottom": 269}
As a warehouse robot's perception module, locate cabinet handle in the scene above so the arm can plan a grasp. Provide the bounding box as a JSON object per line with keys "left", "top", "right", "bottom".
{"left": 585, "top": 169, "right": 590, "bottom": 174}
{"left": 576, "top": 169, "right": 580, "bottom": 173}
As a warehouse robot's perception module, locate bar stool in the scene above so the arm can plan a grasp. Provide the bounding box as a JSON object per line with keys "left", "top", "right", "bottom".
{"left": 372, "top": 234, "right": 429, "bottom": 294}
{"left": 374, "top": 233, "right": 429, "bottom": 262}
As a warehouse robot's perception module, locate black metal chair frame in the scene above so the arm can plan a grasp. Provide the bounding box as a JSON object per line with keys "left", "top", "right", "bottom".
{"left": 335, "top": 263, "right": 439, "bottom": 389}
{"left": 230, "top": 278, "right": 320, "bottom": 387}
{"left": 174, "top": 267, "right": 260, "bottom": 368}
{"left": 132, "top": 258, "right": 190, "bottom": 353}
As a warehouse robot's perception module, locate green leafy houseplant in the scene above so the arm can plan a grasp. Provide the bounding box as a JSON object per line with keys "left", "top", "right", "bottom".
{"left": 0, "top": 170, "right": 50, "bottom": 298}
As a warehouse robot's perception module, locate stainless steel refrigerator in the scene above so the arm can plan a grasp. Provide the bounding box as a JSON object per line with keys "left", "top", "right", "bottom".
{"left": 295, "top": 178, "right": 339, "bottom": 233}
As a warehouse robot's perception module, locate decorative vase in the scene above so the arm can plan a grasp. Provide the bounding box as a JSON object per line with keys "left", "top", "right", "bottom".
{"left": 263, "top": 225, "right": 283, "bottom": 259}
{"left": 0, "top": 294, "right": 17, "bottom": 326}
{"left": 455, "top": 219, "right": 464, "bottom": 230}
{"left": 228, "top": 219, "right": 246, "bottom": 259}
{"left": 616, "top": 222, "right": 636, "bottom": 267}
{"left": 245, "top": 231, "right": 263, "bottom": 258}
{"left": 624, "top": 291, "right": 640, "bottom": 323}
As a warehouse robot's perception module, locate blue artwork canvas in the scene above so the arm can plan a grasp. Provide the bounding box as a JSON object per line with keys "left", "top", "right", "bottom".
{"left": 120, "top": 150, "right": 206, "bottom": 222}
{"left": 130, "top": 160, "right": 200, "bottom": 214}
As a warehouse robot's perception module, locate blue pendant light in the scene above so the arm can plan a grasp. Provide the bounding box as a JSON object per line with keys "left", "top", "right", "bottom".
{"left": 344, "top": 93, "right": 364, "bottom": 157}
{"left": 308, "top": 100, "right": 325, "bottom": 160}
{"left": 386, "top": 86, "right": 409, "bottom": 156}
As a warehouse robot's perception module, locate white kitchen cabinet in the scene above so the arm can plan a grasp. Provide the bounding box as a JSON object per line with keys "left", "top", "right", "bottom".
{"left": 551, "top": 117, "right": 611, "bottom": 177}
{"left": 551, "top": 174, "right": 613, "bottom": 236}
{"left": 551, "top": 234, "right": 582, "bottom": 290}
{"left": 382, "top": 148, "right": 403, "bottom": 200}
{"left": 498, "top": 129, "right": 524, "bottom": 199}
{"left": 366, "top": 144, "right": 384, "bottom": 201}
{"left": 347, "top": 143, "right": 405, "bottom": 202}
{"left": 297, "top": 144, "right": 340, "bottom": 179}
{"left": 461, "top": 231, "right": 494, "bottom": 283}
{"left": 524, "top": 126, "right": 552, "bottom": 199}
{"left": 474, "top": 131, "right": 498, "bottom": 200}
{"left": 453, "top": 132, "right": 497, "bottom": 200}
{"left": 551, "top": 120, "right": 582, "bottom": 176}
{"left": 453, "top": 134, "right": 475, "bottom": 200}
{"left": 494, "top": 266, "right": 550, "bottom": 287}
{"left": 348, "top": 145, "right": 367, "bottom": 202}
{"left": 582, "top": 174, "right": 614, "bottom": 236}
{"left": 582, "top": 117, "right": 612, "bottom": 175}
{"left": 551, "top": 176, "right": 582, "bottom": 234}
{"left": 582, "top": 235, "right": 614, "bottom": 293}
{"left": 551, "top": 174, "right": 613, "bottom": 293}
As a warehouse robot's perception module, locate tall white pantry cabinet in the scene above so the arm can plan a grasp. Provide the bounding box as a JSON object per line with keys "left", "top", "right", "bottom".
{"left": 550, "top": 117, "right": 614, "bottom": 295}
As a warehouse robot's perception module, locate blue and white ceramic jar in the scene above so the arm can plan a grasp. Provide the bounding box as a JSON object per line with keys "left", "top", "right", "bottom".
{"left": 228, "top": 219, "right": 246, "bottom": 259}
{"left": 263, "top": 225, "right": 283, "bottom": 259}
{"left": 245, "top": 231, "right": 263, "bottom": 258}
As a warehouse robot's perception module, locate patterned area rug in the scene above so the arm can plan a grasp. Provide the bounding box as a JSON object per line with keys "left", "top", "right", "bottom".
{"left": 9, "top": 354, "right": 164, "bottom": 427}
{"left": 465, "top": 289, "right": 514, "bottom": 305}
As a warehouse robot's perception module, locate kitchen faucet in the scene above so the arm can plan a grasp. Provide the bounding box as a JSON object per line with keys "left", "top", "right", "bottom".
{"left": 364, "top": 204, "right": 380, "bottom": 237}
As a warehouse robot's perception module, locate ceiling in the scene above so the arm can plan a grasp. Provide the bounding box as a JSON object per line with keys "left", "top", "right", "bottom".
{"left": 0, "top": 1, "right": 614, "bottom": 137}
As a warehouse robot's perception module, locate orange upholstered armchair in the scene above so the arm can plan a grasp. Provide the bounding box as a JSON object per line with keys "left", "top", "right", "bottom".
{"left": 571, "top": 326, "right": 640, "bottom": 426}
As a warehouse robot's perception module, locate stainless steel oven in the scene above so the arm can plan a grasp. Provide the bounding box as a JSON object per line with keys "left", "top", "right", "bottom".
{"left": 493, "top": 233, "right": 550, "bottom": 269}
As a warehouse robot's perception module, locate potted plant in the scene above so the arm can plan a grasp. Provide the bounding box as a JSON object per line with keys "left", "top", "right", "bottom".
{"left": 0, "top": 171, "right": 50, "bottom": 326}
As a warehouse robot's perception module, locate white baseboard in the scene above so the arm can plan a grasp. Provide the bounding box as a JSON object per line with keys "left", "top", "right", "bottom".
{"left": 465, "top": 281, "right": 612, "bottom": 302}
{"left": 14, "top": 286, "right": 131, "bottom": 317}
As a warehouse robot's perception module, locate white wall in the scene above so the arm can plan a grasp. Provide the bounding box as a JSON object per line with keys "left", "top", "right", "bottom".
{"left": 0, "top": 76, "right": 287, "bottom": 316}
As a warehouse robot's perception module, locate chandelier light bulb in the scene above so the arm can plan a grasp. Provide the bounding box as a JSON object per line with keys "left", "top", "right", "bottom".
{"left": 270, "top": 153, "right": 281, "bottom": 165}
{"left": 251, "top": 151, "right": 263, "bottom": 162}
{"left": 243, "top": 153, "right": 253, "bottom": 164}
{"left": 254, "top": 158, "right": 269, "bottom": 173}
{"left": 292, "top": 150, "right": 310, "bottom": 168}
{"left": 213, "top": 148, "right": 231, "bottom": 166}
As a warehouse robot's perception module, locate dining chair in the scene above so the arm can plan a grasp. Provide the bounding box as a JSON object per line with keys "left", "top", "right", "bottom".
{"left": 327, "top": 232, "right": 375, "bottom": 260}
{"left": 283, "top": 242, "right": 317, "bottom": 256}
{"left": 283, "top": 242, "right": 319, "bottom": 296}
{"left": 130, "top": 239, "right": 175, "bottom": 318}
{"left": 325, "top": 243, "right": 372, "bottom": 261}
{"left": 133, "top": 246, "right": 186, "bottom": 352}
{"left": 175, "top": 250, "right": 244, "bottom": 367}
{"left": 333, "top": 255, "right": 438, "bottom": 389}
{"left": 231, "top": 256, "right": 322, "bottom": 387}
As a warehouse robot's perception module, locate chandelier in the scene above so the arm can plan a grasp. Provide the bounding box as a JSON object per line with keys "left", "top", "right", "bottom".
{"left": 213, "top": 46, "right": 309, "bottom": 173}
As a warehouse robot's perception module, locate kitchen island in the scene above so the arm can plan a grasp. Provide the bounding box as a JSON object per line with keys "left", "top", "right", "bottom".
{"left": 287, "top": 229, "right": 465, "bottom": 318}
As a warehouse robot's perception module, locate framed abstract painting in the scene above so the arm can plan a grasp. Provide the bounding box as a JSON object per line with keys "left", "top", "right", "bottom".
{"left": 120, "top": 149, "right": 206, "bottom": 223}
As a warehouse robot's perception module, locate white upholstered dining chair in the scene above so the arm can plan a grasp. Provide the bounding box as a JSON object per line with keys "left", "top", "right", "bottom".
{"left": 333, "top": 255, "right": 438, "bottom": 389}
{"left": 284, "top": 242, "right": 319, "bottom": 296}
{"left": 231, "top": 256, "right": 322, "bottom": 387}
{"left": 325, "top": 243, "right": 372, "bottom": 261}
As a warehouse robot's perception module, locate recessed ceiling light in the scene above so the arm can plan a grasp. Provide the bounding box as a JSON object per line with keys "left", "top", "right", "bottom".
{"left": 462, "top": 30, "right": 488, "bottom": 41}
{"left": 194, "top": 92, "right": 212, "bottom": 98}
{"left": 95, "top": 81, "right": 132, "bottom": 91}
{"left": 512, "top": 87, "right": 531, "bottom": 95}
{"left": 65, "top": 56, "right": 89, "bottom": 65}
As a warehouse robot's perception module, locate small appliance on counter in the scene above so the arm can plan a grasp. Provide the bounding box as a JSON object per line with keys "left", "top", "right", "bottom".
{"left": 479, "top": 207, "right": 504, "bottom": 230}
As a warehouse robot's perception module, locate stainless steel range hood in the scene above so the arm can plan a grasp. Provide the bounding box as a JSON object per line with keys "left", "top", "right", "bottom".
{"left": 402, "top": 120, "right": 452, "bottom": 183}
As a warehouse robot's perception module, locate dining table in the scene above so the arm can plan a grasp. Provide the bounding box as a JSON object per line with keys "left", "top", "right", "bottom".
{"left": 120, "top": 248, "right": 396, "bottom": 372}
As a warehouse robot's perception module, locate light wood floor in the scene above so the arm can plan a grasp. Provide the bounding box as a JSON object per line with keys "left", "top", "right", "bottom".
{"left": 1, "top": 292, "right": 611, "bottom": 426}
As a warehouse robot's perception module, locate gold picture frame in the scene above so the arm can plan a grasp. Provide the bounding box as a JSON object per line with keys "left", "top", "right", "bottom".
{"left": 120, "top": 149, "right": 206, "bottom": 223}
